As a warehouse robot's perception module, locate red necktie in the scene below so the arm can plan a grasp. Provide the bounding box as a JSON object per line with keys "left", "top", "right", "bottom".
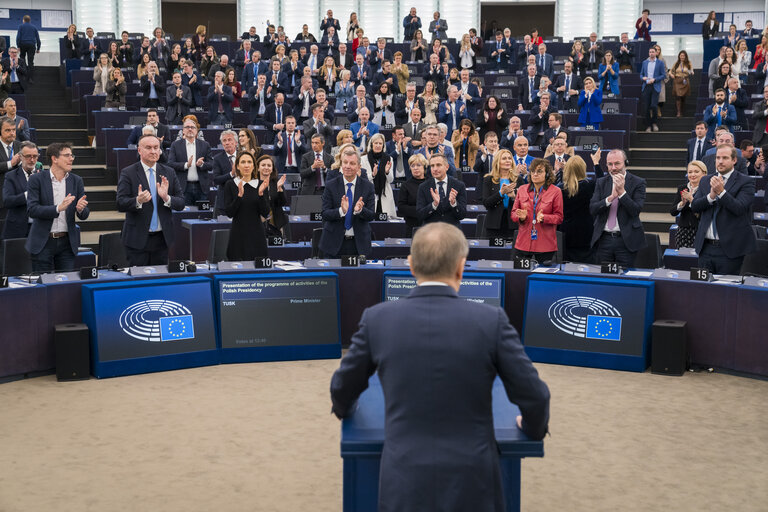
{"left": 287, "top": 134, "right": 293, "bottom": 165}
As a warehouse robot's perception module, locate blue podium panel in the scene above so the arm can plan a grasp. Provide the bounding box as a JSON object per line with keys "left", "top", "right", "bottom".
{"left": 81, "top": 276, "right": 219, "bottom": 378}
{"left": 382, "top": 271, "right": 506, "bottom": 307}
{"left": 522, "top": 274, "right": 654, "bottom": 372}
{"left": 341, "top": 374, "right": 543, "bottom": 512}
{"left": 213, "top": 272, "right": 342, "bottom": 363}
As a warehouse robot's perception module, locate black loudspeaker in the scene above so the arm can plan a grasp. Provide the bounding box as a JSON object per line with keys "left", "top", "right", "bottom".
{"left": 54, "top": 323, "right": 91, "bottom": 381}
{"left": 651, "top": 320, "right": 687, "bottom": 376}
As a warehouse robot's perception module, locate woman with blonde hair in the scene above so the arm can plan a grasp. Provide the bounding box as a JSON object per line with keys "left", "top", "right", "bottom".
{"left": 64, "top": 24, "right": 80, "bottom": 59}
{"left": 418, "top": 80, "right": 440, "bottom": 124}
{"left": 318, "top": 55, "right": 338, "bottom": 92}
{"left": 104, "top": 67, "right": 127, "bottom": 108}
{"left": 734, "top": 39, "right": 752, "bottom": 76}
{"left": 482, "top": 148, "right": 524, "bottom": 240}
{"left": 332, "top": 130, "right": 354, "bottom": 158}
{"left": 347, "top": 13, "right": 360, "bottom": 43}
{"left": 670, "top": 160, "right": 706, "bottom": 248}
{"left": 193, "top": 24, "right": 207, "bottom": 55}
{"left": 391, "top": 51, "right": 410, "bottom": 93}
{"left": 753, "top": 35, "right": 768, "bottom": 70}
{"left": 558, "top": 151, "right": 603, "bottom": 262}
{"left": 458, "top": 33, "right": 475, "bottom": 69}
{"left": 92, "top": 53, "right": 113, "bottom": 94}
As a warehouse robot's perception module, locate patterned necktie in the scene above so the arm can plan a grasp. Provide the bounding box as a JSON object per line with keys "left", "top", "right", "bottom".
{"left": 344, "top": 182, "right": 354, "bottom": 229}
{"left": 316, "top": 153, "right": 323, "bottom": 186}
{"left": 148, "top": 168, "right": 159, "bottom": 231}
{"left": 606, "top": 197, "right": 619, "bottom": 230}
{"left": 438, "top": 181, "right": 445, "bottom": 200}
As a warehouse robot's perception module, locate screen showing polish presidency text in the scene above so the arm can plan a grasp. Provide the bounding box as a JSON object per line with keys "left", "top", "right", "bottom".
{"left": 90, "top": 279, "right": 217, "bottom": 362}
{"left": 383, "top": 272, "right": 504, "bottom": 307}
{"left": 523, "top": 278, "right": 649, "bottom": 356}
{"left": 218, "top": 276, "right": 340, "bottom": 348}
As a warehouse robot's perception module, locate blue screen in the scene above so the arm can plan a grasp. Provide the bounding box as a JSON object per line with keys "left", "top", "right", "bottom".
{"left": 383, "top": 272, "right": 504, "bottom": 307}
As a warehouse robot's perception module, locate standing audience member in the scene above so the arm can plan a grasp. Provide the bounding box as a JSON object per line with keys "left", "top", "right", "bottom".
{"left": 396, "top": 153, "right": 429, "bottom": 236}
{"left": 702, "top": 11, "right": 719, "bottom": 40}
{"left": 752, "top": 85, "right": 768, "bottom": 147}
{"left": 165, "top": 71, "right": 192, "bottom": 124}
{"left": 3, "top": 98, "right": 30, "bottom": 141}
{"left": 92, "top": 53, "right": 113, "bottom": 94}
{"left": 211, "top": 130, "right": 238, "bottom": 217}
{"left": 704, "top": 88, "right": 738, "bottom": 141}
{"left": 64, "top": 24, "right": 80, "bottom": 60}
{"left": 617, "top": 33, "right": 635, "bottom": 72}
{"left": 598, "top": 51, "right": 619, "bottom": 96}
{"left": 559, "top": 152, "right": 603, "bottom": 263}
{"left": 635, "top": 9, "right": 652, "bottom": 41}
{"left": 258, "top": 154, "right": 289, "bottom": 238}
{"left": 670, "top": 51, "right": 694, "bottom": 117}
{"left": 104, "top": 68, "right": 127, "bottom": 108}
{"left": 641, "top": 46, "right": 666, "bottom": 132}
{"left": 403, "top": 8, "right": 422, "bottom": 42}
{"left": 511, "top": 158, "right": 563, "bottom": 262}
{"left": 578, "top": 77, "right": 602, "bottom": 129}
{"left": 670, "top": 160, "right": 706, "bottom": 249}
{"left": 482, "top": 149, "right": 523, "bottom": 240}
{"left": 300, "top": 134, "right": 335, "bottom": 196}
{"left": 416, "top": 153, "right": 466, "bottom": 227}
{"left": 429, "top": 12, "right": 448, "bottom": 41}
{"left": 168, "top": 115, "right": 212, "bottom": 205}
{"left": 16, "top": 15, "right": 40, "bottom": 83}
{"left": 362, "top": 133, "right": 396, "bottom": 218}
{"left": 2, "top": 140, "right": 38, "bottom": 240}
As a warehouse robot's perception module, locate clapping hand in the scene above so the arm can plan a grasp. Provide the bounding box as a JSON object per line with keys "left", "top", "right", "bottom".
{"left": 277, "top": 174, "right": 286, "bottom": 190}
{"left": 156, "top": 176, "right": 170, "bottom": 201}
{"left": 237, "top": 179, "right": 245, "bottom": 197}
{"left": 258, "top": 179, "right": 269, "bottom": 196}
{"left": 354, "top": 197, "right": 364, "bottom": 213}
{"left": 341, "top": 193, "right": 349, "bottom": 213}
{"left": 57, "top": 194, "right": 75, "bottom": 212}
{"left": 430, "top": 186, "right": 441, "bottom": 207}
{"left": 710, "top": 174, "right": 725, "bottom": 197}
{"left": 76, "top": 195, "right": 88, "bottom": 213}
{"left": 515, "top": 208, "right": 527, "bottom": 221}
{"left": 448, "top": 188, "right": 458, "bottom": 204}
{"left": 372, "top": 163, "right": 378, "bottom": 177}
{"left": 680, "top": 188, "right": 694, "bottom": 203}
{"left": 137, "top": 184, "right": 152, "bottom": 204}
{"left": 536, "top": 211, "right": 544, "bottom": 223}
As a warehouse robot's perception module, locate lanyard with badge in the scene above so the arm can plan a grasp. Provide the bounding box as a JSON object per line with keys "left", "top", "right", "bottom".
{"left": 531, "top": 186, "right": 542, "bottom": 240}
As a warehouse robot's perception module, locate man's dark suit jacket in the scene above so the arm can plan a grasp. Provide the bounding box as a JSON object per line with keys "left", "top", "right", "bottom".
{"left": 139, "top": 75, "right": 166, "bottom": 107}
{"left": 263, "top": 103, "right": 289, "bottom": 143}
{"left": 167, "top": 138, "right": 213, "bottom": 194}
{"left": 518, "top": 75, "right": 541, "bottom": 110}
{"left": 165, "top": 84, "right": 192, "bottom": 124}
{"left": 752, "top": 99, "right": 768, "bottom": 145}
{"left": 535, "top": 53, "right": 554, "bottom": 78}
{"left": 385, "top": 140, "right": 414, "bottom": 179}
{"left": 299, "top": 150, "right": 335, "bottom": 195}
{"left": 543, "top": 128, "right": 569, "bottom": 148}
{"left": 181, "top": 72, "right": 203, "bottom": 107}
{"left": 589, "top": 171, "right": 647, "bottom": 252}
{"left": 25, "top": 171, "right": 89, "bottom": 256}
{"left": 116, "top": 162, "right": 185, "bottom": 251}
{"left": 211, "top": 151, "right": 235, "bottom": 213}
{"left": 728, "top": 88, "right": 750, "bottom": 129}
{"left": 330, "top": 284, "right": 550, "bottom": 512}
{"left": 394, "top": 96, "right": 426, "bottom": 126}
{"left": 555, "top": 73, "right": 582, "bottom": 110}
{"left": 487, "top": 40, "right": 511, "bottom": 67}
{"left": 265, "top": 70, "right": 291, "bottom": 95}
{"left": 335, "top": 52, "right": 354, "bottom": 70}
{"left": 416, "top": 176, "right": 467, "bottom": 227}
{"left": 241, "top": 61, "right": 268, "bottom": 91}
{"left": 302, "top": 118, "right": 334, "bottom": 151}
{"left": 368, "top": 49, "right": 392, "bottom": 70}
{"left": 2, "top": 166, "right": 32, "bottom": 239}
{"left": 206, "top": 84, "right": 234, "bottom": 122}
{"left": 319, "top": 176, "right": 376, "bottom": 256}
{"left": 691, "top": 171, "right": 757, "bottom": 258}
{"left": 247, "top": 85, "right": 273, "bottom": 124}
{"left": 127, "top": 123, "right": 171, "bottom": 149}
{"left": 0, "top": 139, "right": 21, "bottom": 209}
{"left": 687, "top": 137, "right": 708, "bottom": 163}
{"left": 345, "top": 98, "right": 375, "bottom": 123}
{"left": 702, "top": 152, "right": 748, "bottom": 175}
{"left": 273, "top": 131, "right": 307, "bottom": 172}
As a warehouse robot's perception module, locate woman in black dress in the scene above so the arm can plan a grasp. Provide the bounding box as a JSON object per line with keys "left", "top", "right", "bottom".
{"left": 482, "top": 149, "right": 524, "bottom": 240}
{"left": 223, "top": 152, "right": 271, "bottom": 261}
{"left": 256, "top": 154, "right": 289, "bottom": 238}
{"left": 475, "top": 95, "right": 507, "bottom": 141}
{"left": 396, "top": 153, "right": 428, "bottom": 236}
{"left": 558, "top": 151, "right": 604, "bottom": 263}
{"left": 670, "top": 160, "right": 706, "bottom": 248}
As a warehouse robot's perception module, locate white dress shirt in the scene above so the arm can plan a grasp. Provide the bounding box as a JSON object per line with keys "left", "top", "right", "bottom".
{"left": 705, "top": 169, "right": 734, "bottom": 240}
{"left": 50, "top": 170, "right": 69, "bottom": 233}
{"left": 185, "top": 140, "right": 199, "bottom": 181}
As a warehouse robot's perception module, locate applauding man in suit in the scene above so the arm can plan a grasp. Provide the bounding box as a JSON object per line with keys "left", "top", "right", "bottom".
{"left": 300, "top": 134, "right": 335, "bottom": 195}
{"left": 25, "top": 142, "right": 89, "bottom": 272}
{"left": 116, "top": 135, "right": 184, "bottom": 266}
{"left": 417, "top": 153, "right": 467, "bottom": 227}
{"left": 319, "top": 145, "right": 376, "bottom": 257}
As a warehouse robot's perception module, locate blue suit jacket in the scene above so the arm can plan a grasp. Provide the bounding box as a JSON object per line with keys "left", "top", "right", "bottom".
{"left": 241, "top": 61, "right": 269, "bottom": 91}
{"left": 206, "top": 84, "right": 234, "bottom": 122}
{"left": 687, "top": 137, "right": 708, "bottom": 163}
{"left": 703, "top": 103, "right": 738, "bottom": 141}
{"left": 691, "top": 171, "right": 757, "bottom": 258}
{"left": 437, "top": 99, "right": 468, "bottom": 138}
{"left": 330, "top": 285, "right": 550, "bottom": 511}
{"left": 181, "top": 71, "right": 203, "bottom": 108}
{"left": 598, "top": 62, "right": 620, "bottom": 95}
{"left": 167, "top": 138, "right": 213, "bottom": 193}
{"left": 265, "top": 70, "right": 291, "bottom": 95}
{"left": 589, "top": 171, "right": 647, "bottom": 252}
{"left": 25, "top": 171, "right": 89, "bottom": 255}
{"left": 349, "top": 120, "right": 380, "bottom": 149}
{"left": 535, "top": 53, "right": 554, "bottom": 78}
{"left": 641, "top": 58, "right": 666, "bottom": 93}
{"left": 457, "top": 83, "right": 481, "bottom": 120}
{"left": 116, "top": 162, "right": 185, "bottom": 250}
{"left": 319, "top": 176, "right": 376, "bottom": 256}
{"left": 578, "top": 89, "right": 604, "bottom": 126}
{"left": 487, "top": 40, "right": 510, "bottom": 66}
{"left": 2, "top": 167, "right": 33, "bottom": 239}
{"left": 416, "top": 176, "right": 467, "bottom": 226}
{"left": 273, "top": 131, "right": 307, "bottom": 171}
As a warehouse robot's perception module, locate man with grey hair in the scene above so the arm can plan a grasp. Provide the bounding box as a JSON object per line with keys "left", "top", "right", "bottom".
{"left": 330, "top": 221, "right": 550, "bottom": 511}
{"left": 206, "top": 70, "right": 234, "bottom": 125}
{"left": 207, "top": 54, "right": 230, "bottom": 80}
{"left": 589, "top": 148, "right": 647, "bottom": 268}
{"left": 2, "top": 98, "right": 30, "bottom": 142}
{"left": 415, "top": 124, "right": 457, "bottom": 176}
{"left": 2, "top": 140, "right": 38, "bottom": 239}
{"left": 438, "top": 85, "right": 467, "bottom": 138}
{"left": 394, "top": 82, "right": 425, "bottom": 125}
{"left": 702, "top": 129, "right": 749, "bottom": 174}
{"left": 318, "top": 145, "right": 375, "bottom": 257}
{"left": 416, "top": 152, "right": 466, "bottom": 226}
{"left": 211, "top": 129, "right": 238, "bottom": 216}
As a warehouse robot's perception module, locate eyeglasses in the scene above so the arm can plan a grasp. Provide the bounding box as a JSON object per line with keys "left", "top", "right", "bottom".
{"left": 59, "top": 153, "right": 75, "bottom": 159}
{"left": 21, "top": 154, "right": 39, "bottom": 159}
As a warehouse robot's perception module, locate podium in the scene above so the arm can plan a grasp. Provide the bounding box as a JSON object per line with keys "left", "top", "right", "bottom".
{"left": 340, "top": 374, "right": 544, "bottom": 512}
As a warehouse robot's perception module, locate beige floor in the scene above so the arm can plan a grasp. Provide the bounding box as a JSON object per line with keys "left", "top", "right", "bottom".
{"left": 1, "top": 359, "right": 766, "bottom": 512}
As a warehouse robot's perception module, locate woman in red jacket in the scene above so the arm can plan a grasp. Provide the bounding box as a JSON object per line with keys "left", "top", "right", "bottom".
{"left": 511, "top": 158, "right": 564, "bottom": 262}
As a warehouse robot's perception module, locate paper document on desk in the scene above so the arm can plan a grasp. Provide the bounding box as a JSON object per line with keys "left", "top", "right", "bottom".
{"left": 273, "top": 260, "right": 306, "bottom": 271}
{"left": 624, "top": 270, "right": 653, "bottom": 277}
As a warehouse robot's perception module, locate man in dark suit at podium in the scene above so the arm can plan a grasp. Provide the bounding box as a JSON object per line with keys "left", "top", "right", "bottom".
{"left": 330, "top": 221, "right": 550, "bottom": 512}
{"left": 318, "top": 146, "right": 375, "bottom": 257}
{"left": 589, "top": 149, "right": 647, "bottom": 268}
{"left": 116, "top": 135, "right": 185, "bottom": 266}
{"left": 692, "top": 145, "right": 757, "bottom": 275}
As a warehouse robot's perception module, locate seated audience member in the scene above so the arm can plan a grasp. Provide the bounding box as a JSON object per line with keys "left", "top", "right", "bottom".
{"left": 415, "top": 124, "right": 457, "bottom": 177}
{"left": 126, "top": 109, "right": 171, "bottom": 149}
{"left": 535, "top": 43, "right": 554, "bottom": 78}
{"left": 237, "top": 128, "right": 262, "bottom": 158}
{"left": 211, "top": 130, "right": 238, "bottom": 216}
{"left": 704, "top": 88, "right": 738, "bottom": 141}
{"left": 206, "top": 71, "right": 234, "bottom": 125}
{"left": 671, "top": 160, "right": 707, "bottom": 249}
{"left": 692, "top": 145, "right": 757, "bottom": 275}
{"left": 318, "top": 145, "right": 376, "bottom": 257}
{"left": 511, "top": 158, "right": 564, "bottom": 262}
{"left": 500, "top": 116, "right": 525, "bottom": 151}
{"left": 350, "top": 107, "right": 380, "bottom": 151}
{"left": 725, "top": 77, "right": 749, "bottom": 130}
{"left": 104, "top": 68, "right": 127, "bottom": 108}
{"left": 361, "top": 133, "right": 396, "bottom": 216}
{"left": 451, "top": 119, "right": 479, "bottom": 172}
{"left": 274, "top": 115, "right": 306, "bottom": 173}
{"left": 617, "top": 32, "right": 635, "bottom": 71}
{"left": 346, "top": 84, "right": 374, "bottom": 123}
{"left": 598, "top": 51, "right": 620, "bottom": 96}
{"left": 589, "top": 149, "right": 647, "bottom": 268}
{"left": 168, "top": 115, "right": 213, "bottom": 205}
{"left": 300, "top": 133, "right": 336, "bottom": 195}
{"left": 482, "top": 148, "right": 524, "bottom": 240}
{"left": 740, "top": 140, "right": 758, "bottom": 175}
{"left": 474, "top": 131, "right": 501, "bottom": 177}
{"left": 416, "top": 153, "right": 467, "bottom": 227}
{"left": 257, "top": 154, "right": 289, "bottom": 238}
{"left": 2, "top": 140, "right": 39, "bottom": 240}
{"left": 559, "top": 152, "right": 603, "bottom": 263}
{"left": 397, "top": 153, "right": 429, "bottom": 236}
{"left": 578, "top": 77, "right": 603, "bottom": 129}
{"left": 518, "top": 64, "right": 540, "bottom": 111}
{"left": 165, "top": 71, "right": 192, "bottom": 125}
{"left": 476, "top": 95, "right": 507, "bottom": 141}
{"left": 556, "top": 60, "right": 582, "bottom": 111}
{"left": 687, "top": 121, "right": 709, "bottom": 163}
{"left": 386, "top": 126, "right": 414, "bottom": 181}
{"left": 248, "top": 74, "right": 272, "bottom": 123}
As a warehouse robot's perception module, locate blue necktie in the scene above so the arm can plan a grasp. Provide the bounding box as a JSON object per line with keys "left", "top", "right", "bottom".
{"left": 716, "top": 107, "right": 722, "bottom": 126}
{"left": 7, "top": 144, "right": 12, "bottom": 159}
{"left": 565, "top": 76, "right": 570, "bottom": 94}
{"left": 344, "top": 182, "right": 354, "bottom": 230}
{"left": 148, "top": 168, "right": 159, "bottom": 231}
{"left": 10, "top": 62, "right": 17, "bottom": 82}
{"left": 277, "top": 107, "right": 281, "bottom": 124}
{"left": 497, "top": 42, "right": 501, "bottom": 62}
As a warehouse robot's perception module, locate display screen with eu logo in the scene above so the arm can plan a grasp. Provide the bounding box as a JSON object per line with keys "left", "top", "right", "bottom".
{"left": 82, "top": 277, "right": 218, "bottom": 378}
{"left": 522, "top": 275, "right": 654, "bottom": 372}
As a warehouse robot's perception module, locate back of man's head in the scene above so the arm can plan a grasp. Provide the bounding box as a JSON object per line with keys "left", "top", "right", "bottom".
{"left": 410, "top": 223, "right": 468, "bottom": 282}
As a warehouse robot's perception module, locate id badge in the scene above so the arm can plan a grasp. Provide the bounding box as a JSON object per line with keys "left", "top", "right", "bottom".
{"left": 530, "top": 226, "right": 538, "bottom": 240}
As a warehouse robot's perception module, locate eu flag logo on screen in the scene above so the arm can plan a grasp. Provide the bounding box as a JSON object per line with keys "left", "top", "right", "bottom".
{"left": 159, "top": 315, "right": 195, "bottom": 341}
{"left": 586, "top": 315, "right": 621, "bottom": 341}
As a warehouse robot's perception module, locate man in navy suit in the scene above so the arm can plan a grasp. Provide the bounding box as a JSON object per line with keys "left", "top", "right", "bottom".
{"left": 2, "top": 141, "right": 38, "bottom": 240}
{"left": 349, "top": 107, "right": 380, "bottom": 151}
{"left": 415, "top": 125, "right": 458, "bottom": 177}
{"left": 692, "top": 145, "right": 757, "bottom": 275}
{"left": 386, "top": 126, "right": 414, "bottom": 181}
{"left": 330, "top": 221, "right": 549, "bottom": 512}
{"left": 640, "top": 47, "right": 666, "bottom": 132}
{"left": 265, "top": 59, "right": 291, "bottom": 95}
{"left": 394, "top": 82, "right": 426, "bottom": 125}
{"left": 346, "top": 84, "right": 374, "bottom": 123}
{"left": 26, "top": 142, "right": 89, "bottom": 272}
{"left": 273, "top": 115, "right": 306, "bottom": 173}
{"left": 165, "top": 72, "right": 192, "bottom": 126}
{"left": 535, "top": 43, "right": 554, "bottom": 78}
{"left": 233, "top": 39, "right": 255, "bottom": 80}
{"left": 139, "top": 61, "right": 165, "bottom": 109}
{"left": 210, "top": 130, "right": 238, "bottom": 216}
{"left": 126, "top": 109, "right": 171, "bottom": 149}
{"left": 299, "top": 133, "right": 337, "bottom": 195}
{"left": 687, "top": 122, "right": 709, "bottom": 163}
{"left": 117, "top": 135, "right": 185, "bottom": 266}
{"left": 318, "top": 146, "right": 375, "bottom": 257}
{"left": 519, "top": 64, "right": 541, "bottom": 111}
{"left": 555, "top": 61, "right": 582, "bottom": 111}
{"left": 206, "top": 71, "right": 234, "bottom": 125}
{"left": 704, "top": 88, "right": 738, "bottom": 141}
{"left": 181, "top": 60, "right": 203, "bottom": 109}
{"left": 0, "top": 118, "right": 22, "bottom": 217}
{"left": 247, "top": 74, "right": 273, "bottom": 124}
{"left": 488, "top": 31, "right": 510, "bottom": 71}
{"left": 167, "top": 116, "right": 213, "bottom": 205}
{"left": 368, "top": 38, "right": 392, "bottom": 73}
{"left": 264, "top": 93, "right": 288, "bottom": 144}
{"left": 438, "top": 86, "right": 467, "bottom": 138}
{"left": 79, "top": 27, "right": 100, "bottom": 67}
{"left": 589, "top": 149, "right": 647, "bottom": 268}
{"left": 320, "top": 9, "right": 341, "bottom": 37}
{"left": 456, "top": 70, "right": 481, "bottom": 121}
{"left": 350, "top": 54, "right": 372, "bottom": 89}
{"left": 416, "top": 153, "right": 467, "bottom": 227}
{"left": 241, "top": 51, "right": 268, "bottom": 92}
